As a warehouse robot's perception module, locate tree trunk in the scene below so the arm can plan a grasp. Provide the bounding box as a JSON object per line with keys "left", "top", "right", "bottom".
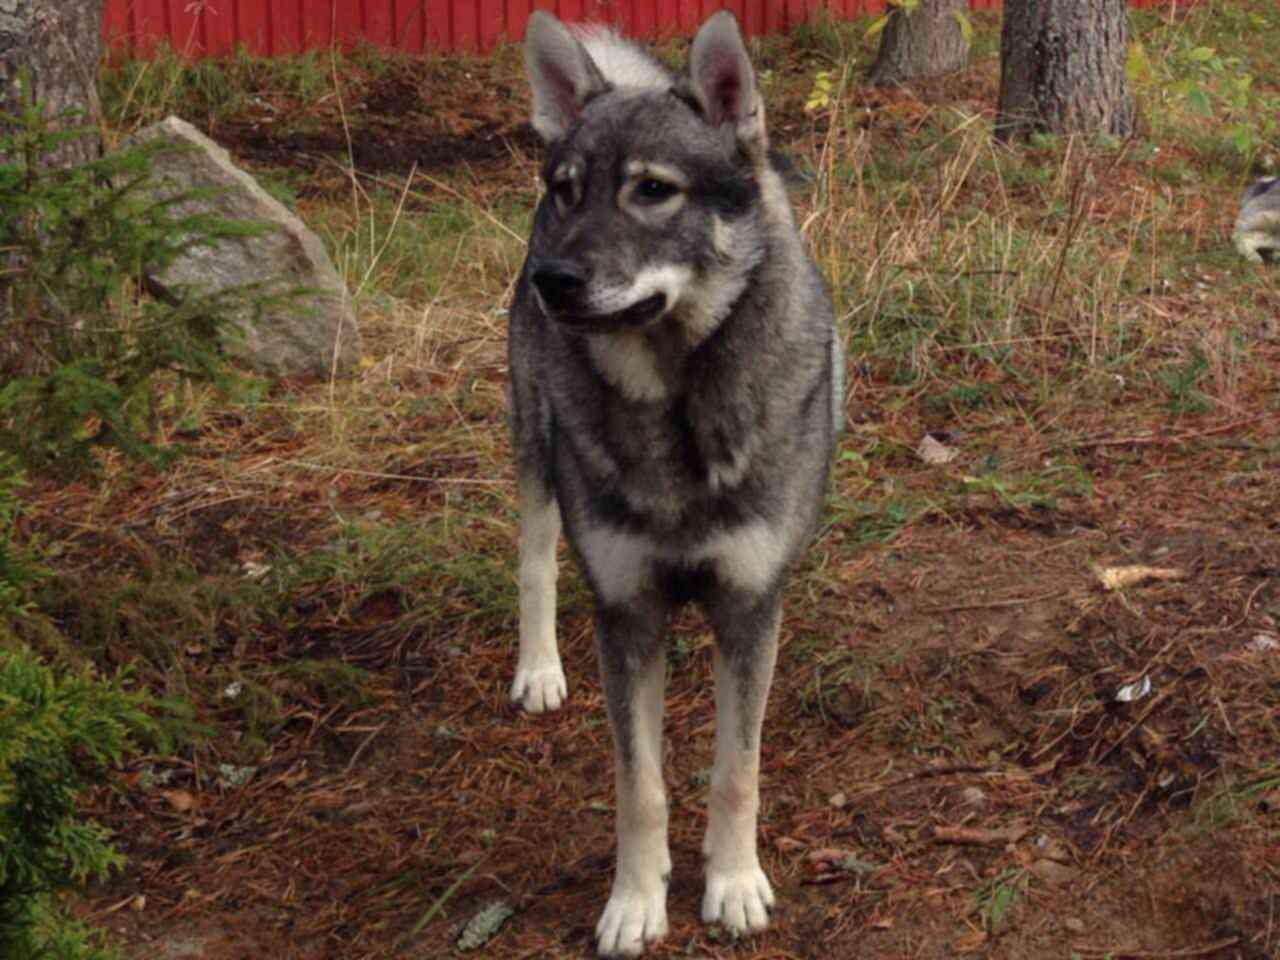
{"left": 869, "top": 0, "right": 969, "bottom": 86}
{"left": 0, "top": 0, "right": 104, "bottom": 166}
{"left": 995, "top": 0, "right": 1135, "bottom": 142}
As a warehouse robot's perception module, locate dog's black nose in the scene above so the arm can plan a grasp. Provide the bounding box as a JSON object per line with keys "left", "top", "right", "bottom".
{"left": 531, "top": 260, "right": 588, "bottom": 310}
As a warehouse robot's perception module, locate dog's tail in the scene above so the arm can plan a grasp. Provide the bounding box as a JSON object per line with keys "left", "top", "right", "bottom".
{"left": 569, "top": 24, "right": 672, "bottom": 90}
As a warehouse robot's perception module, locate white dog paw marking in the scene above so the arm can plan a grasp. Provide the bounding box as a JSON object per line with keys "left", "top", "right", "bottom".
{"left": 595, "top": 882, "right": 669, "bottom": 958}
{"left": 509, "top": 663, "right": 567, "bottom": 713}
{"left": 701, "top": 866, "right": 774, "bottom": 934}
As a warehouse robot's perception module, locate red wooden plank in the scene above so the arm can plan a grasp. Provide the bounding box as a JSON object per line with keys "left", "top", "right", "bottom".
{"left": 779, "top": 0, "right": 796, "bottom": 31}
{"left": 233, "top": 0, "right": 270, "bottom": 55}
{"left": 103, "top": 0, "right": 1191, "bottom": 59}
{"left": 757, "top": 0, "right": 774, "bottom": 35}
{"left": 102, "top": 0, "right": 132, "bottom": 58}
{"left": 199, "top": 0, "right": 237, "bottom": 56}
{"left": 557, "top": 0, "right": 575, "bottom": 26}
{"left": 597, "top": 0, "right": 628, "bottom": 31}
{"left": 363, "top": 0, "right": 395, "bottom": 47}
{"left": 630, "top": 0, "right": 656, "bottom": 37}
{"left": 394, "top": 0, "right": 428, "bottom": 51}
{"left": 328, "top": 0, "right": 361, "bottom": 50}
{"left": 675, "top": 0, "right": 696, "bottom": 32}
{"left": 615, "top": 0, "right": 635, "bottom": 35}
{"left": 272, "top": 0, "right": 304, "bottom": 54}
{"left": 298, "top": 0, "right": 334, "bottom": 51}
{"left": 558, "top": 0, "right": 586, "bottom": 28}
{"left": 425, "top": 0, "right": 451, "bottom": 48}
{"left": 452, "top": 0, "right": 478, "bottom": 48}
{"left": 763, "top": 0, "right": 785, "bottom": 35}
{"left": 480, "top": 0, "right": 506, "bottom": 48}
{"left": 504, "top": 0, "right": 529, "bottom": 45}
{"left": 652, "top": 0, "right": 677, "bottom": 39}
{"left": 125, "top": 0, "right": 165, "bottom": 57}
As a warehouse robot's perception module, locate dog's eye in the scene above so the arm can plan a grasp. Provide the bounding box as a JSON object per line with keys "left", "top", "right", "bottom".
{"left": 550, "top": 179, "right": 576, "bottom": 212}
{"left": 634, "top": 178, "right": 679, "bottom": 204}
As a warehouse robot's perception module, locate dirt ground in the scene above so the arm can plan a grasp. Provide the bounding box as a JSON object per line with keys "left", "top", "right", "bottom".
{"left": 67, "top": 31, "right": 1280, "bottom": 960}
{"left": 83, "top": 509, "right": 1280, "bottom": 960}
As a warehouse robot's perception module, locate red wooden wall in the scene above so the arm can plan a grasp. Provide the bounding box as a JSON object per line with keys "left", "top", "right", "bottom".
{"left": 101, "top": 0, "right": 1172, "bottom": 58}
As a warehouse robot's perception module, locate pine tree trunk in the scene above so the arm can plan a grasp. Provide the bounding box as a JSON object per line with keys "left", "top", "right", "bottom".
{"left": 1, "top": 1, "right": 103, "bottom": 339}
{"left": 869, "top": 0, "right": 969, "bottom": 86}
{"left": 0, "top": 0, "right": 104, "bottom": 166}
{"left": 995, "top": 0, "right": 1135, "bottom": 141}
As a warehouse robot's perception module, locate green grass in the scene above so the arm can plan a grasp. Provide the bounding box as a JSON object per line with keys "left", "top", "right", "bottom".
{"left": 102, "top": 42, "right": 335, "bottom": 130}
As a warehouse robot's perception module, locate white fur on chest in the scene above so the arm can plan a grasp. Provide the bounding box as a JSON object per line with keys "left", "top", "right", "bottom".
{"left": 575, "top": 518, "right": 793, "bottom": 604}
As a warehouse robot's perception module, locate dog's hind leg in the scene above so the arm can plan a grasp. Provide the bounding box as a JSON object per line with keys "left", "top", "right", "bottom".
{"left": 701, "top": 592, "right": 780, "bottom": 936}
{"left": 510, "top": 481, "right": 566, "bottom": 712}
{"left": 595, "top": 601, "right": 671, "bottom": 958}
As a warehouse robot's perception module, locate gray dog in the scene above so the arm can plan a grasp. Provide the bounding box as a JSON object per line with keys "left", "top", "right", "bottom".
{"left": 507, "top": 11, "right": 842, "bottom": 956}
{"left": 1234, "top": 176, "right": 1280, "bottom": 263}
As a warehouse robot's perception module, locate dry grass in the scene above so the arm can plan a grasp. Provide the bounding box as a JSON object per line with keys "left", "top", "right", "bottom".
{"left": 8, "top": 2, "right": 1279, "bottom": 958}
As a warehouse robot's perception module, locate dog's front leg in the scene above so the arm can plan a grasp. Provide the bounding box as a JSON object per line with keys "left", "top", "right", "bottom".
{"left": 510, "top": 483, "right": 566, "bottom": 712}
{"left": 595, "top": 603, "right": 670, "bottom": 958}
{"left": 702, "top": 592, "right": 780, "bottom": 936}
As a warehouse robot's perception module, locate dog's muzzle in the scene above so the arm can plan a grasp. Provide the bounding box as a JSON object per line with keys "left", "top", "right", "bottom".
{"left": 531, "top": 260, "right": 587, "bottom": 312}
{"left": 530, "top": 259, "right": 667, "bottom": 330}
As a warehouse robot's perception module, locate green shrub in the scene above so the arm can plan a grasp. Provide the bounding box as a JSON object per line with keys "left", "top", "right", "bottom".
{"left": 0, "top": 102, "right": 261, "bottom": 476}
{"left": 0, "top": 646, "right": 164, "bottom": 959}
{"left": 0, "top": 457, "right": 45, "bottom": 626}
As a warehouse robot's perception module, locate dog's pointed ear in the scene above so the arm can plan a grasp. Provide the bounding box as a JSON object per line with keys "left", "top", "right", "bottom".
{"left": 689, "top": 12, "right": 766, "bottom": 150}
{"left": 524, "top": 11, "right": 608, "bottom": 143}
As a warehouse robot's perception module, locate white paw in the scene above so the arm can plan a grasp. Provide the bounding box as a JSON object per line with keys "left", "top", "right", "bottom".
{"left": 595, "top": 882, "right": 669, "bottom": 958}
{"left": 701, "top": 866, "right": 774, "bottom": 934}
{"left": 510, "top": 662, "right": 567, "bottom": 713}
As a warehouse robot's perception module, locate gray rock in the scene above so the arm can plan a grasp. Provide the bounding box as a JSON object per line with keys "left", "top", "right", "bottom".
{"left": 127, "top": 116, "right": 359, "bottom": 377}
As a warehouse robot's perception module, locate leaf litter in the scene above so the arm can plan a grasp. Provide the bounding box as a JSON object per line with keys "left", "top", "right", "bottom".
{"left": 25, "top": 9, "right": 1280, "bottom": 960}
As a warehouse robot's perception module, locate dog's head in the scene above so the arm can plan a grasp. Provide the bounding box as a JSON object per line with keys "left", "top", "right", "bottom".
{"left": 520, "top": 12, "right": 771, "bottom": 341}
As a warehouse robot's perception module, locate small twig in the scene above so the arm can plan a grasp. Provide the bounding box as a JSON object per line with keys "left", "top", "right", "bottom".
{"left": 399, "top": 856, "right": 489, "bottom": 947}
{"left": 163, "top": 494, "right": 255, "bottom": 522}
{"left": 86, "top": 894, "right": 144, "bottom": 920}
{"left": 931, "top": 823, "right": 1030, "bottom": 846}
{"left": 926, "top": 590, "right": 1066, "bottom": 614}
{"left": 344, "top": 721, "right": 389, "bottom": 775}
{"left": 353, "top": 161, "right": 418, "bottom": 300}
{"left": 1055, "top": 415, "right": 1270, "bottom": 453}
{"left": 854, "top": 764, "right": 1026, "bottom": 798}
{"left": 1095, "top": 691, "right": 1173, "bottom": 765}
{"left": 278, "top": 459, "right": 503, "bottom": 485}
{"left": 1071, "top": 937, "right": 1238, "bottom": 958}
{"left": 1222, "top": 579, "right": 1269, "bottom": 633}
